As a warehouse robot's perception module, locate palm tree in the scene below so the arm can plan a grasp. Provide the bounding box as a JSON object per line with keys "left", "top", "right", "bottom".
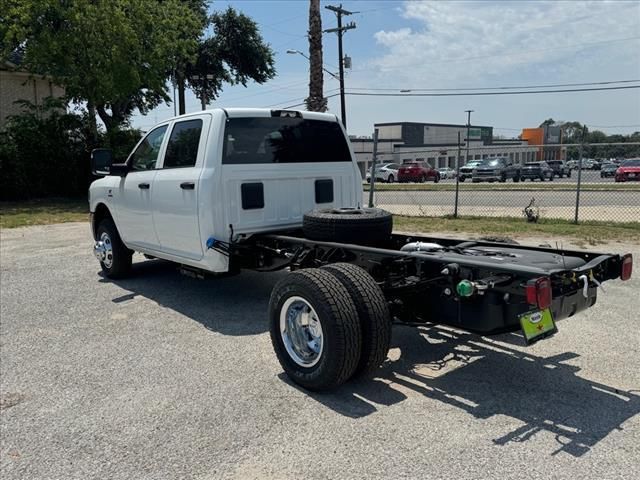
{"left": 305, "top": 0, "right": 327, "bottom": 112}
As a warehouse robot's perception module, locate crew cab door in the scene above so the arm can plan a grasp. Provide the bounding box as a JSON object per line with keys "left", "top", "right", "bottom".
{"left": 151, "top": 117, "right": 207, "bottom": 260}
{"left": 115, "top": 125, "right": 168, "bottom": 248}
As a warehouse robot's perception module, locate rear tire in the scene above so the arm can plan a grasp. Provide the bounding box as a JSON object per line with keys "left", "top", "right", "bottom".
{"left": 434, "top": 174, "right": 440, "bottom": 183}
{"left": 96, "top": 219, "right": 132, "bottom": 279}
{"left": 322, "top": 263, "right": 391, "bottom": 377}
{"left": 387, "top": 174, "right": 394, "bottom": 183}
{"left": 459, "top": 176, "right": 466, "bottom": 182}
{"left": 269, "top": 269, "right": 362, "bottom": 391}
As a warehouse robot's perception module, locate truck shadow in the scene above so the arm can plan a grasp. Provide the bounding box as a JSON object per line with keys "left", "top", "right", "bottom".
{"left": 291, "top": 324, "right": 640, "bottom": 457}
{"left": 100, "top": 258, "right": 285, "bottom": 336}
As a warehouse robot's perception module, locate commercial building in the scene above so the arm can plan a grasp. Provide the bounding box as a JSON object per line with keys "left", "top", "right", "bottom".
{"left": 521, "top": 125, "right": 564, "bottom": 161}
{"left": 350, "top": 121, "right": 565, "bottom": 178}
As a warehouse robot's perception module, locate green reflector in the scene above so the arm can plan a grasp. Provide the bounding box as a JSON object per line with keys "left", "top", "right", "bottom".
{"left": 457, "top": 280, "right": 475, "bottom": 297}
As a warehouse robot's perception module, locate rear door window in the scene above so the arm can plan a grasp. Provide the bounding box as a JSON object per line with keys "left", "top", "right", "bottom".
{"left": 223, "top": 117, "right": 351, "bottom": 164}
{"left": 163, "top": 119, "right": 203, "bottom": 168}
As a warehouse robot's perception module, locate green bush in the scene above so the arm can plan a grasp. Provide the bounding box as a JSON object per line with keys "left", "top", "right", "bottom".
{"left": 0, "top": 98, "right": 141, "bottom": 200}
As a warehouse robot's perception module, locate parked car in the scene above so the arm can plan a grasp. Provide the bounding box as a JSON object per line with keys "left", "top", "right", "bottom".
{"left": 87, "top": 107, "right": 633, "bottom": 392}
{"left": 398, "top": 161, "right": 440, "bottom": 183}
{"left": 520, "top": 161, "right": 554, "bottom": 181}
{"left": 583, "top": 159, "right": 601, "bottom": 170}
{"left": 437, "top": 167, "right": 456, "bottom": 179}
{"left": 600, "top": 163, "right": 618, "bottom": 178}
{"left": 366, "top": 163, "right": 400, "bottom": 183}
{"left": 458, "top": 160, "right": 483, "bottom": 182}
{"left": 547, "top": 160, "right": 571, "bottom": 178}
{"left": 615, "top": 158, "right": 640, "bottom": 182}
{"left": 471, "top": 157, "right": 521, "bottom": 183}
{"left": 566, "top": 160, "right": 578, "bottom": 170}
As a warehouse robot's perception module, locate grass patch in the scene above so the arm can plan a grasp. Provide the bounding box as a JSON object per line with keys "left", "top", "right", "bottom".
{"left": 0, "top": 198, "right": 88, "bottom": 229}
{"left": 393, "top": 215, "right": 640, "bottom": 243}
{"left": 364, "top": 182, "right": 640, "bottom": 192}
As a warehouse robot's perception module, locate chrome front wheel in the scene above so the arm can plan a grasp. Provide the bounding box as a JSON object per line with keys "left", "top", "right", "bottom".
{"left": 94, "top": 232, "right": 114, "bottom": 268}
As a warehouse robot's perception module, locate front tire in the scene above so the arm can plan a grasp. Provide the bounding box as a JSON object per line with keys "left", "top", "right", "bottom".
{"left": 96, "top": 219, "right": 132, "bottom": 279}
{"left": 322, "top": 263, "right": 391, "bottom": 377}
{"left": 269, "top": 269, "right": 362, "bottom": 391}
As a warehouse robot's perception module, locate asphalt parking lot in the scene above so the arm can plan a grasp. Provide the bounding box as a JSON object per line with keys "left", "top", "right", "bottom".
{"left": 1, "top": 223, "right": 639, "bottom": 480}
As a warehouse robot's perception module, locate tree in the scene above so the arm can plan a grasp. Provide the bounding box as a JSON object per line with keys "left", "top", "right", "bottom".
{"left": 178, "top": 7, "right": 276, "bottom": 114}
{"left": 2, "top": 0, "right": 205, "bottom": 138}
{"left": 539, "top": 118, "right": 556, "bottom": 127}
{"left": 305, "top": 0, "right": 327, "bottom": 112}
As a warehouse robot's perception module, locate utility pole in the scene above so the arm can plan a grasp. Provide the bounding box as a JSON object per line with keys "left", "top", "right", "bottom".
{"left": 325, "top": 4, "right": 356, "bottom": 129}
{"left": 465, "top": 110, "right": 474, "bottom": 166}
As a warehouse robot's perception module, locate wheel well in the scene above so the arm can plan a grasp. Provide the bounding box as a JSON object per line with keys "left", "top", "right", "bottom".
{"left": 93, "top": 203, "right": 112, "bottom": 239}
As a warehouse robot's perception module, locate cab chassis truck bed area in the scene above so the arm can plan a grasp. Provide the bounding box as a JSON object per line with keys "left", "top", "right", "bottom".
{"left": 227, "top": 230, "right": 632, "bottom": 390}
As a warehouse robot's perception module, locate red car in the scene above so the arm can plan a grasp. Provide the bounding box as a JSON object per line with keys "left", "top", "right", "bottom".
{"left": 398, "top": 162, "right": 440, "bottom": 183}
{"left": 615, "top": 158, "right": 640, "bottom": 182}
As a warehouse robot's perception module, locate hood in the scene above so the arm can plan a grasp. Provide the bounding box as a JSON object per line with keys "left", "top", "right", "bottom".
{"left": 618, "top": 166, "right": 640, "bottom": 173}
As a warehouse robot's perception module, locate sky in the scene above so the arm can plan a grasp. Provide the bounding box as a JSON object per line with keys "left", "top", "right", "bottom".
{"left": 130, "top": 0, "right": 640, "bottom": 137}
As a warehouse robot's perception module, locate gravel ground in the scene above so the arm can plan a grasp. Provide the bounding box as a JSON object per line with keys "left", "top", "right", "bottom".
{"left": 1, "top": 222, "right": 639, "bottom": 480}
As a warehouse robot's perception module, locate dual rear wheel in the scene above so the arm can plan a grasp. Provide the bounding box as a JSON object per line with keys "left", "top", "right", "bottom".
{"left": 269, "top": 264, "right": 392, "bottom": 391}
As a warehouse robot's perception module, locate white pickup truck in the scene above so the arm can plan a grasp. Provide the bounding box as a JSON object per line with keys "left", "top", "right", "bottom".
{"left": 90, "top": 108, "right": 632, "bottom": 391}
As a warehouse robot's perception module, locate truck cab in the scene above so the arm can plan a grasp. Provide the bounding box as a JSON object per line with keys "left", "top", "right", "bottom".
{"left": 89, "top": 109, "right": 362, "bottom": 273}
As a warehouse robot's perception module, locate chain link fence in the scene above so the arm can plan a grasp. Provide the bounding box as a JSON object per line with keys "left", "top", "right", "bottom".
{"left": 365, "top": 145, "right": 640, "bottom": 224}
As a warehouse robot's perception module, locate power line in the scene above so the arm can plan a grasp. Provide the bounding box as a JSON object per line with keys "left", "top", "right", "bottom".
{"left": 344, "top": 84, "right": 640, "bottom": 97}
{"left": 263, "top": 89, "right": 341, "bottom": 108}
{"left": 346, "top": 79, "right": 640, "bottom": 92}
{"left": 283, "top": 93, "right": 341, "bottom": 110}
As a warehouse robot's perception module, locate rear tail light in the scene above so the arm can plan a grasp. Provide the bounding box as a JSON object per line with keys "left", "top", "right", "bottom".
{"left": 526, "top": 277, "right": 552, "bottom": 310}
{"left": 621, "top": 253, "right": 633, "bottom": 281}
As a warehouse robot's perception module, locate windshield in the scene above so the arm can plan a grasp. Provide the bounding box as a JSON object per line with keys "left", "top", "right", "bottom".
{"left": 464, "top": 161, "right": 482, "bottom": 167}
{"left": 622, "top": 159, "right": 640, "bottom": 167}
{"left": 525, "top": 162, "right": 541, "bottom": 166}
{"left": 222, "top": 117, "right": 351, "bottom": 164}
{"left": 479, "top": 159, "right": 503, "bottom": 167}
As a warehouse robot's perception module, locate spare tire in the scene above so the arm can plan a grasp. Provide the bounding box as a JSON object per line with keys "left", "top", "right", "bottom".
{"left": 303, "top": 207, "right": 393, "bottom": 245}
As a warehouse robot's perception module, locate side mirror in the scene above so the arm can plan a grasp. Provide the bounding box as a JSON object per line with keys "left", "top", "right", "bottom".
{"left": 91, "top": 148, "right": 113, "bottom": 176}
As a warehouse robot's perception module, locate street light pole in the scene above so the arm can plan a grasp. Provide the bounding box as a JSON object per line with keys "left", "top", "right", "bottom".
{"left": 286, "top": 50, "right": 339, "bottom": 80}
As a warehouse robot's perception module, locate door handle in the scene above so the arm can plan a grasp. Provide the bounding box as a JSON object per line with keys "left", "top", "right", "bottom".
{"left": 180, "top": 182, "right": 195, "bottom": 190}
{"left": 138, "top": 183, "right": 150, "bottom": 189}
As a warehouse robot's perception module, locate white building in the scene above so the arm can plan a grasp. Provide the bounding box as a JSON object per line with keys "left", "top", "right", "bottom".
{"left": 350, "top": 121, "right": 542, "bottom": 178}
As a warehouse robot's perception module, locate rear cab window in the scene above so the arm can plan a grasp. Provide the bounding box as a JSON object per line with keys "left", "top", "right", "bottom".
{"left": 163, "top": 119, "right": 203, "bottom": 168}
{"left": 222, "top": 117, "right": 351, "bottom": 164}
